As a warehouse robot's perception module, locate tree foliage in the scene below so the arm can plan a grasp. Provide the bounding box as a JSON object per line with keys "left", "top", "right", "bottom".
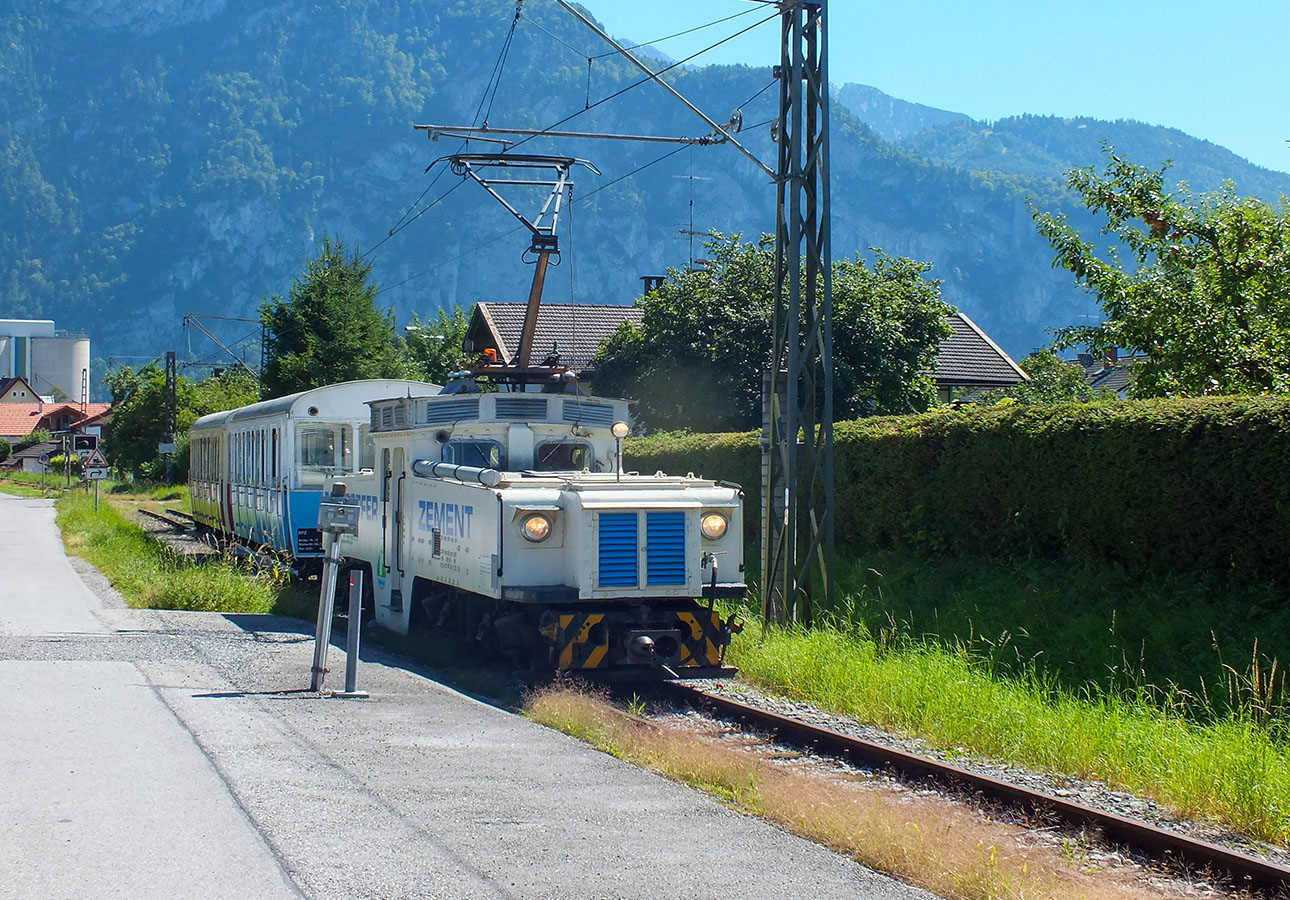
{"left": 591, "top": 235, "right": 953, "bottom": 431}
{"left": 104, "top": 366, "right": 258, "bottom": 479}
{"left": 0, "top": 438, "right": 11, "bottom": 463}
{"left": 400, "top": 304, "right": 470, "bottom": 384}
{"left": 259, "top": 236, "right": 403, "bottom": 399}
{"left": 1035, "top": 148, "right": 1290, "bottom": 397}
{"left": 984, "top": 349, "right": 1110, "bottom": 405}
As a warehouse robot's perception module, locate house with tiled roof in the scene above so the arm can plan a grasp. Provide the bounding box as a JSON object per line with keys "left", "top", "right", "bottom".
{"left": 929, "top": 312, "right": 1029, "bottom": 402}
{"left": 464, "top": 303, "right": 1026, "bottom": 402}
{"left": 0, "top": 403, "right": 46, "bottom": 441}
{"left": 0, "top": 376, "right": 41, "bottom": 403}
{"left": 0, "top": 400, "right": 112, "bottom": 442}
{"left": 1072, "top": 349, "right": 1144, "bottom": 398}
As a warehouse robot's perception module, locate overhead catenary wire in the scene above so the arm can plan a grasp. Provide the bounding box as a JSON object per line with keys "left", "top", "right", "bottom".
{"left": 503, "top": 9, "right": 779, "bottom": 157}
{"left": 362, "top": 1, "right": 524, "bottom": 261}
{"left": 373, "top": 5, "right": 779, "bottom": 293}
{"left": 377, "top": 141, "right": 691, "bottom": 298}
{"left": 588, "top": 5, "right": 762, "bottom": 60}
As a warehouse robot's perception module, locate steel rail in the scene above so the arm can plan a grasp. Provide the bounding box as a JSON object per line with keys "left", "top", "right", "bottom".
{"left": 137, "top": 508, "right": 194, "bottom": 531}
{"left": 662, "top": 683, "right": 1290, "bottom": 894}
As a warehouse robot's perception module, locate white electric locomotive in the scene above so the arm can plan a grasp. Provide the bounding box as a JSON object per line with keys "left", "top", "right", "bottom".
{"left": 337, "top": 377, "right": 747, "bottom": 677}
{"left": 188, "top": 379, "right": 439, "bottom": 570}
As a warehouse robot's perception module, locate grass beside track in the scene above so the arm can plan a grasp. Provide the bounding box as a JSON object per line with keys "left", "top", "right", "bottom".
{"left": 527, "top": 687, "right": 1175, "bottom": 900}
{"left": 56, "top": 491, "right": 295, "bottom": 614}
{"left": 728, "top": 624, "right": 1290, "bottom": 846}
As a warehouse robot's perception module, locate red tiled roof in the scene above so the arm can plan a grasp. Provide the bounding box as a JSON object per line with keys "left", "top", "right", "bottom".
{"left": 469, "top": 303, "right": 644, "bottom": 370}
{"left": 0, "top": 402, "right": 112, "bottom": 439}
{"left": 0, "top": 404, "right": 45, "bottom": 439}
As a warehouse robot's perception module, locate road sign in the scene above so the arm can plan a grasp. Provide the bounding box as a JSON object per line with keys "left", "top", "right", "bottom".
{"left": 39, "top": 453, "right": 49, "bottom": 464}
{"left": 86, "top": 467, "right": 108, "bottom": 480}
{"left": 86, "top": 448, "right": 108, "bottom": 468}
{"left": 73, "top": 434, "right": 98, "bottom": 460}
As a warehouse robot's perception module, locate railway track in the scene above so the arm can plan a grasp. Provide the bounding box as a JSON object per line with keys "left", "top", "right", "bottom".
{"left": 137, "top": 507, "right": 197, "bottom": 531}
{"left": 661, "top": 682, "right": 1290, "bottom": 895}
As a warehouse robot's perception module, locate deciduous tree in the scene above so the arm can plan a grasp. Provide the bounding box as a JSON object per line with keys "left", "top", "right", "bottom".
{"left": 400, "top": 304, "right": 470, "bottom": 384}
{"left": 104, "top": 366, "right": 258, "bottom": 479}
{"left": 1035, "top": 148, "right": 1290, "bottom": 397}
{"left": 592, "top": 234, "right": 952, "bottom": 431}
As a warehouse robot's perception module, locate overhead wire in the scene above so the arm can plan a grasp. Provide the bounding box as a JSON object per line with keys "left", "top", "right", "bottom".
{"left": 377, "top": 141, "right": 692, "bottom": 297}
{"left": 588, "top": 6, "right": 762, "bottom": 60}
{"left": 362, "top": 1, "right": 524, "bottom": 261}
{"left": 374, "top": 5, "right": 780, "bottom": 292}
{"left": 504, "top": 8, "right": 779, "bottom": 156}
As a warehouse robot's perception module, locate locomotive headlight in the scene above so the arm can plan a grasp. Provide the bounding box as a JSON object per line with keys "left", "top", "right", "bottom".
{"left": 521, "top": 514, "right": 552, "bottom": 543}
{"left": 701, "top": 512, "right": 729, "bottom": 540}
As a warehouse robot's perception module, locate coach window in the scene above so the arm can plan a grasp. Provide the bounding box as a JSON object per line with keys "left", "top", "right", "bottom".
{"left": 297, "top": 424, "right": 341, "bottom": 485}
{"left": 534, "top": 441, "right": 593, "bottom": 472}
{"left": 443, "top": 439, "right": 506, "bottom": 469}
{"left": 340, "top": 426, "right": 355, "bottom": 473}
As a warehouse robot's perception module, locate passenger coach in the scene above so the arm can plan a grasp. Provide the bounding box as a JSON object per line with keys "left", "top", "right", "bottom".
{"left": 189, "top": 379, "right": 439, "bottom": 570}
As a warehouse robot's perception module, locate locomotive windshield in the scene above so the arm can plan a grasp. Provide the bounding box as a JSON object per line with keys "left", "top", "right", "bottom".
{"left": 533, "top": 441, "right": 593, "bottom": 472}
{"left": 444, "top": 439, "right": 505, "bottom": 469}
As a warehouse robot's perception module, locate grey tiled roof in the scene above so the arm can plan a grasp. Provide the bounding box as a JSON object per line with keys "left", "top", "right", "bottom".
{"left": 471, "top": 303, "right": 1025, "bottom": 389}
{"left": 469, "top": 302, "right": 644, "bottom": 370}
{"left": 929, "top": 312, "right": 1029, "bottom": 387}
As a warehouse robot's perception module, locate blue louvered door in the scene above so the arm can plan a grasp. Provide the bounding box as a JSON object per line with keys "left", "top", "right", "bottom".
{"left": 597, "top": 512, "right": 639, "bottom": 587}
{"left": 597, "top": 511, "right": 688, "bottom": 589}
{"left": 645, "top": 512, "right": 686, "bottom": 586}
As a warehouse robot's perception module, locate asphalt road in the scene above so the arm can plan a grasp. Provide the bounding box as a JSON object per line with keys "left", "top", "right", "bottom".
{"left": 0, "top": 494, "right": 937, "bottom": 900}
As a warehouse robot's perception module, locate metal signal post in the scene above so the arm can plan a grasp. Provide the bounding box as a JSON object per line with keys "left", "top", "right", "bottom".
{"left": 761, "top": 0, "right": 834, "bottom": 625}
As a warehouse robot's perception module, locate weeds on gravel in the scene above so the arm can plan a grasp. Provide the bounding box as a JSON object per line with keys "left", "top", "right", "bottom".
{"left": 526, "top": 686, "right": 1174, "bottom": 900}
{"left": 56, "top": 492, "right": 284, "bottom": 614}
{"left": 728, "top": 623, "right": 1290, "bottom": 845}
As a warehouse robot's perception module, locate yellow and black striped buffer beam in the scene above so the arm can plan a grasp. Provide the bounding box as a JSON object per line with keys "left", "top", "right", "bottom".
{"left": 556, "top": 613, "right": 608, "bottom": 670}
{"left": 676, "top": 611, "right": 723, "bottom": 667}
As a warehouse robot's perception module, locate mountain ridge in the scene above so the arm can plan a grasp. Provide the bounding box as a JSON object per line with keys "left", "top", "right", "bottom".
{"left": 3, "top": 1, "right": 1286, "bottom": 389}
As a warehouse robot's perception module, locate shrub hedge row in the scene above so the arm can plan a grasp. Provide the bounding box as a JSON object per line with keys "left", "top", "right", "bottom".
{"left": 626, "top": 396, "right": 1290, "bottom": 585}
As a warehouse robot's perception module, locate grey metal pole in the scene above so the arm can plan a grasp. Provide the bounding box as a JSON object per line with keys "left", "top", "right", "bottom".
{"left": 309, "top": 532, "right": 342, "bottom": 692}
{"left": 333, "top": 569, "right": 368, "bottom": 699}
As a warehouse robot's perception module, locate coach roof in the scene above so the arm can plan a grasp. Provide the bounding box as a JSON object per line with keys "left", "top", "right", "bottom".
{"left": 191, "top": 379, "right": 441, "bottom": 431}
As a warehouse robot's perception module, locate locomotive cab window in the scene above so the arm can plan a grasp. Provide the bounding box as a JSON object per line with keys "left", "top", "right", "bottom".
{"left": 533, "top": 441, "right": 593, "bottom": 472}
{"left": 443, "top": 439, "right": 505, "bottom": 469}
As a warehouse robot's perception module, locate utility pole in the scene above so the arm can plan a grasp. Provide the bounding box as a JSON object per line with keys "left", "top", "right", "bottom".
{"left": 761, "top": 0, "right": 834, "bottom": 625}
{"left": 163, "top": 351, "right": 177, "bottom": 484}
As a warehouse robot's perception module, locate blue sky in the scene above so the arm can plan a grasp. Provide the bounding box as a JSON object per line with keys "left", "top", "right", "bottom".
{"left": 576, "top": 0, "right": 1290, "bottom": 174}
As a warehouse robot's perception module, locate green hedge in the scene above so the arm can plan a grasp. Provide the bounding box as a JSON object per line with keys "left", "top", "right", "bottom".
{"left": 627, "top": 397, "right": 1290, "bottom": 585}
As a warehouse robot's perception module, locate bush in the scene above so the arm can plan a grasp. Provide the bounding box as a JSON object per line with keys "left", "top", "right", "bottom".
{"left": 627, "top": 396, "right": 1290, "bottom": 585}
{"left": 0, "top": 438, "right": 10, "bottom": 463}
